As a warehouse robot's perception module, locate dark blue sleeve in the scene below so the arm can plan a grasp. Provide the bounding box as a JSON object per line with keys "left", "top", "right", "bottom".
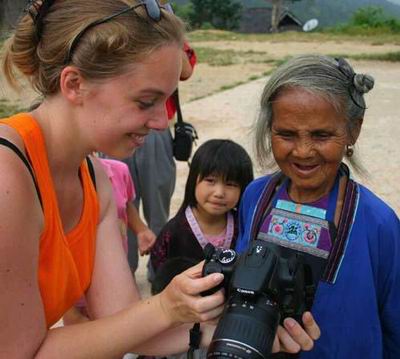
{"left": 235, "top": 177, "right": 268, "bottom": 254}
{"left": 236, "top": 189, "right": 251, "bottom": 254}
{"left": 377, "top": 208, "right": 400, "bottom": 358}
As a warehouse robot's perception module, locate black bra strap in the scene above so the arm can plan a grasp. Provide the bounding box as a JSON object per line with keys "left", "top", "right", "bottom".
{"left": 86, "top": 156, "right": 96, "bottom": 190}
{"left": 0, "top": 138, "right": 43, "bottom": 206}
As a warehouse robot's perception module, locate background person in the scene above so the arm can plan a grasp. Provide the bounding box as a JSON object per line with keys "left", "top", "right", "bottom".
{"left": 99, "top": 158, "right": 156, "bottom": 257}
{"left": 236, "top": 54, "right": 400, "bottom": 357}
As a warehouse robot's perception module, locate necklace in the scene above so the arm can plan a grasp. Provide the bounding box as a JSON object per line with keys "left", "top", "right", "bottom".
{"left": 185, "top": 206, "right": 234, "bottom": 249}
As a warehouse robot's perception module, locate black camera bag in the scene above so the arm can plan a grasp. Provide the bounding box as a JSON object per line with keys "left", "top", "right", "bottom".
{"left": 172, "top": 89, "right": 198, "bottom": 161}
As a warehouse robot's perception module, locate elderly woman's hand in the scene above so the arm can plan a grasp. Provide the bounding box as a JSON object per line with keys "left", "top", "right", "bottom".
{"left": 272, "top": 312, "right": 321, "bottom": 354}
{"left": 158, "top": 261, "right": 225, "bottom": 325}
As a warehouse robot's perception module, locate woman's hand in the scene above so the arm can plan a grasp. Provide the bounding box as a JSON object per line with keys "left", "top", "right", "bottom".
{"left": 158, "top": 261, "right": 225, "bottom": 325}
{"left": 272, "top": 312, "right": 321, "bottom": 354}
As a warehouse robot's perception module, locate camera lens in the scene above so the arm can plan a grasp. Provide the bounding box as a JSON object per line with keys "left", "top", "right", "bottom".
{"left": 207, "top": 294, "right": 280, "bottom": 359}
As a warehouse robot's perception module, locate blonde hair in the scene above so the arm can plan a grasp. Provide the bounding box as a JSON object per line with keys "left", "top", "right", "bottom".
{"left": 2, "top": 0, "right": 185, "bottom": 96}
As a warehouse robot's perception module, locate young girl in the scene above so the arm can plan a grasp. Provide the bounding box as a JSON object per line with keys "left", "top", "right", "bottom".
{"left": 150, "top": 139, "right": 254, "bottom": 294}
{"left": 99, "top": 158, "right": 156, "bottom": 257}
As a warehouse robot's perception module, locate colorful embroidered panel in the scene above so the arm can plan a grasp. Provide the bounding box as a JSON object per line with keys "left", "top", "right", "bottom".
{"left": 258, "top": 208, "right": 331, "bottom": 259}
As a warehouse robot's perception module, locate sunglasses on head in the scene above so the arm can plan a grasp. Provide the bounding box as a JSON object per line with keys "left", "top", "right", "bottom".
{"left": 65, "top": 0, "right": 163, "bottom": 64}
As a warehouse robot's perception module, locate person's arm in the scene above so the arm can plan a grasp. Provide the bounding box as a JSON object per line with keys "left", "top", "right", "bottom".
{"left": 0, "top": 137, "right": 48, "bottom": 358}
{"left": 36, "top": 158, "right": 225, "bottom": 358}
{"left": 63, "top": 306, "right": 90, "bottom": 325}
{"left": 127, "top": 201, "right": 156, "bottom": 255}
{"left": 0, "top": 148, "right": 225, "bottom": 359}
{"left": 377, "top": 209, "right": 400, "bottom": 356}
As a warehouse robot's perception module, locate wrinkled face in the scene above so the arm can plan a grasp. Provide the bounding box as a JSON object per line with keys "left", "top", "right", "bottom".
{"left": 82, "top": 44, "right": 182, "bottom": 159}
{"left": 271, "top": 87, "right": 353, "bottom": 203}
{"left": 195, "top": 175, "right": 241, "bottom": 218}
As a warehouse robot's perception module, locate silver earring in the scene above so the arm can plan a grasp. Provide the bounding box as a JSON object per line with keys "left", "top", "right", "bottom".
{"left": 346, "top": 144, "right": 354, "bottom": 157}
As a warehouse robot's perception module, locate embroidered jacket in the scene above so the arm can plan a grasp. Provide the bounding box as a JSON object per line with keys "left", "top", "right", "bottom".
{"left": 236, "top": 174, "right": 400, "bottom": 358}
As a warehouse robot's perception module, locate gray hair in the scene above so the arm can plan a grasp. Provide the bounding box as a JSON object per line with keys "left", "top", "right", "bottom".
{"left": 255, "top": 54, "right": 374, "bottom": 174}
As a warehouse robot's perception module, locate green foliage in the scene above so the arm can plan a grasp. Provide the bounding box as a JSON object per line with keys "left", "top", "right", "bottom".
{"left": 173, "top": 3, "right": 193, "bottom": 24}
{"left": 352, "top": 6, "right": 386, "bottom": 28}
{"left": 326, "top": 6, "right": 400, "bottom": 34}
{"left": 188, "top": 0, "right": 243, "bottom": 30}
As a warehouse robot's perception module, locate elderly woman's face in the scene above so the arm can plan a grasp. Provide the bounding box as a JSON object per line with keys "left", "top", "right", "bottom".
{"left": 271, "top": 87, "right": 351, "bottom": 203}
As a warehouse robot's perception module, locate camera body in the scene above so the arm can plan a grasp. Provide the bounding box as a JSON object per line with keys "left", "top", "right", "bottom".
{"left": 202, "top": 240, "right": 309, "bottom": 359}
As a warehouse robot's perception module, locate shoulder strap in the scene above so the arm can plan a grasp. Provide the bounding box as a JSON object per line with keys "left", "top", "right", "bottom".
{"left": 86, "top": 156, "right": 96, "bottom": 190}
{"left": 250, "top": 172, "right": 285, "bottom": 241}
{"left": 323, "top": 177, "right": 358, "bottom": 283}
{"left": 0, "top": 137, "right": 43, "bottom": 206}
{"left": 172, "top": 88, "right": 183, "bottom": 124}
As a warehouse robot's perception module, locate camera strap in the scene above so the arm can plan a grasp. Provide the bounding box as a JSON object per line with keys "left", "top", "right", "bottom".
{"left": 173, "top": 88, "right": 183, "bottom": 125}
{"left": 187, "top": 322, "right": 202, "bottom": 359}
{"left": 250, "top": 164, "right": 359, "bottom": 285}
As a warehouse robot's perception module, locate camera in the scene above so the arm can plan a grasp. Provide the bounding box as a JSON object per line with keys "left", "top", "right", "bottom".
{"left": 202, "top": 240, "right": 312, "bottom": 359}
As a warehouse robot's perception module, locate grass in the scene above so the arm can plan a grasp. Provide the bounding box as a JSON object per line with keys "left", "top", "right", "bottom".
{"left": 195, "top": 46, "right": 272, "bottom": 66}
{"left": 188, "top": 29, "right": 400, "bottom": 45}
{"left": 350, "top": 51, "right": 400, "bottom": 62}
{"left": 329, "top": 51, "right": 400, "bottom": 62}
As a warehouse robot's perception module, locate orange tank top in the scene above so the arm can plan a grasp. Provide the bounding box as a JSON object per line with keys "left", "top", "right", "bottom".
{"left": 0, "top": 113, "right": 99, "bottom": 328}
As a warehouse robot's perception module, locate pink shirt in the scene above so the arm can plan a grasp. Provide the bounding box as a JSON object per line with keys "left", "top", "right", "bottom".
{"left": 99, "top": 159, "right": 135, "bottom": 252}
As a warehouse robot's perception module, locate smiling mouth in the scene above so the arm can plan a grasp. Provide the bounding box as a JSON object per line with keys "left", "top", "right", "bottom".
{"left": 292, "top": 163, "right": 320, "bottom": 174}
{"left": 209, "top": 202, "right": 226, "bottom": 207}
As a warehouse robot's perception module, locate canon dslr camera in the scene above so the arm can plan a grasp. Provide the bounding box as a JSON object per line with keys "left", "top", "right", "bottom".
{"left": 202, "top": 240, "right": 312, "bottom": 359}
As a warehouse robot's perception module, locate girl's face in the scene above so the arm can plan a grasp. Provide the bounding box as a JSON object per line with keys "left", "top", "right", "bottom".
{"left": 80, "top": 44, "right": 182, "bottom": 159}
{"left": 195, "top": 174, "right": 241, "bottom": 217}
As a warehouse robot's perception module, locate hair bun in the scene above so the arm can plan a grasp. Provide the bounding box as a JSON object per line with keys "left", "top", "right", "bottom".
{"left": 353, "top": 73, "right": 374, "bottom": 94}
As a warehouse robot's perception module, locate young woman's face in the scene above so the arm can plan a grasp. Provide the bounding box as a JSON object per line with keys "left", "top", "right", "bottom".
{"left": 195, "top": 174, "right": 241, "bottom": 217}
{"left": 271, "top": 87, "right": 352, "bottom": 203}
{"left": 82, "top": 44, "right": 182, "bottom": 159}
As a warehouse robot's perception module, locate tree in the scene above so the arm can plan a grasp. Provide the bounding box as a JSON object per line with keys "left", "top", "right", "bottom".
{"left": 188, "top": 0, "right": 242, "bottom": 30}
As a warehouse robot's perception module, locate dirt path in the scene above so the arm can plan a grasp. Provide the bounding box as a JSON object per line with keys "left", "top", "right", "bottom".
{"left": 175, "top": 60, "right": 400, "bottom": 215}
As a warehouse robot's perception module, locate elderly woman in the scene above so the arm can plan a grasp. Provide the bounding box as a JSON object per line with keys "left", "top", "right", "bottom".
{"left": 236, "top": 55, "right": 400, "bottom": 358}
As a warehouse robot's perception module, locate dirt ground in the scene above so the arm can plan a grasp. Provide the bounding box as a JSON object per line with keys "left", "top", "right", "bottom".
{"left": 174, "top": 40, "right": 400, "bottom": 215}
{"left": 178, "top": 40, "right": 400, "bottom": 103}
